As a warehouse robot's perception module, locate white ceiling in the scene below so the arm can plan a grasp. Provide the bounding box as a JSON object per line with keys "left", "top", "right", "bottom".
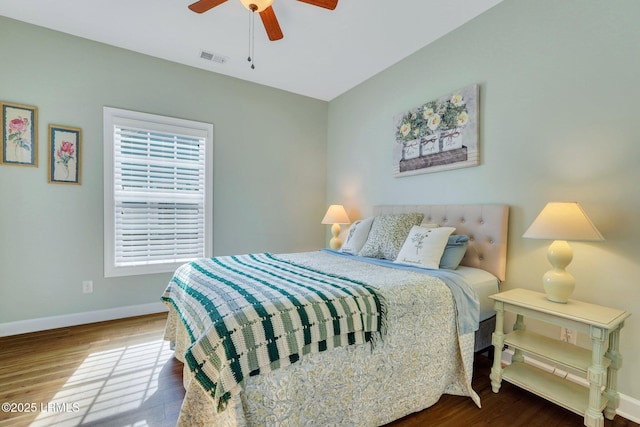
{"left": 1, "top": 0, "right": 502, "bottom": 101}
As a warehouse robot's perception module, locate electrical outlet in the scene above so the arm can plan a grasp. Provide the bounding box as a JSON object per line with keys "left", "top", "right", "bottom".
{"left": 82, "top": 280, "right": 93, "bottom": 294}
{"left": 560, "top": 327, "right": 577, "bottom": 344}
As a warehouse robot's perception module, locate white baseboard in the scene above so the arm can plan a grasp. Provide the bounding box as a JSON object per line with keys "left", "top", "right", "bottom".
{"left": 501, "top": 349, "right": 640, "bottom": 423}
{"left": 0, "top": 302, "right": 168, "bottom": 337}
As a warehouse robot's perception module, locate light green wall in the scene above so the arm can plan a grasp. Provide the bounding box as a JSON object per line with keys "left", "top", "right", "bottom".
{"left": 2, "top": 0, "right": 639, "bottom": 407}
{"left": 0, "top": 16, "right": 328, "bottom": 323}
{"left": 327, "top": 0, "right": 640, "bottom": 401}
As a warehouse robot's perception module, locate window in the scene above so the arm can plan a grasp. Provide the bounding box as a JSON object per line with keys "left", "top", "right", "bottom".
{"left": 103, "top": 107, "right": 213, "bottom": 277}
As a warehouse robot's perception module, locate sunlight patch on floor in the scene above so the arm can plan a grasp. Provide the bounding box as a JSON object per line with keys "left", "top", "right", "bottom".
{"left": 31, "top": 339, "right": 174, "bottom": 427}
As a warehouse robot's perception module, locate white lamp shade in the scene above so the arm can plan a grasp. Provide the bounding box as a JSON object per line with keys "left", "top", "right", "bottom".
{"left": 321, "top": 205, "right": 351, "bottom": 225}
{"left": 239, "top": 0, "right": 273, "bottom": 12}
{"left": 523, "top": 202, "right": 603, "bottom": 241}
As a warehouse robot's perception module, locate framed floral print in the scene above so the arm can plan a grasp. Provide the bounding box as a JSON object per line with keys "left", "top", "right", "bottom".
{"left": 48, "top": 124, "right": 81, "bottom": 185}
{"left": 1, "top": 101, "right": 38, "bottom": 166}
{"left": 393, "top": 84, "right": 479, "bottom": 177}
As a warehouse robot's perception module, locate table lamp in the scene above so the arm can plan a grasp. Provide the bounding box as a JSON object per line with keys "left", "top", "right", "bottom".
{"left": 321, "top": 204, "right": 351, "bottom": 250}
{"left": 523, "top": 202, "right": 604, "bottom": 303}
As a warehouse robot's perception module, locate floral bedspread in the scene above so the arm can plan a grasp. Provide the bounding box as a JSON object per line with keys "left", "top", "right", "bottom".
{"left": 164, "top": 251, "right": 479, "bottom": 426}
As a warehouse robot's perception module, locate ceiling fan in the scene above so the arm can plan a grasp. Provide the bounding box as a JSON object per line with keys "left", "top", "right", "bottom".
{"left": 187, "top": 0, "right": 338, "bottom": 41}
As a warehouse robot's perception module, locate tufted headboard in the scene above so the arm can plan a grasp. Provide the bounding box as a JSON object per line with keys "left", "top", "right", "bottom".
{"left": 373, "top": 204, "right": 509, "bottom": 281}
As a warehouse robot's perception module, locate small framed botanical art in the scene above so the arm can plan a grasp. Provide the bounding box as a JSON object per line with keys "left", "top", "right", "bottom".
{"left": 1, "top": 101, "right": 38, "bottom": 166}
{"left": 48, "top": 124, "right": 81, "bottom": 185}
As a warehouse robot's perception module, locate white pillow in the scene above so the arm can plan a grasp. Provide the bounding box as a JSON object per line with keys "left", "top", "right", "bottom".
{"left": 340, "top": 217, "right": 374, "bottom": 254}
{"left": 394, "top": 226, "right": 456, "bottom": 269}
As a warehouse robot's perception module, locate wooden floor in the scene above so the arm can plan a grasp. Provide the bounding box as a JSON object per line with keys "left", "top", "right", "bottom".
{"left": 0, "top": 313, "right": 637, "bottom": 427}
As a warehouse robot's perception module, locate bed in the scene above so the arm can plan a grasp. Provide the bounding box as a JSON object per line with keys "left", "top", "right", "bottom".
{"left": 162, "top": 204, "right": 509, "bottom": 426}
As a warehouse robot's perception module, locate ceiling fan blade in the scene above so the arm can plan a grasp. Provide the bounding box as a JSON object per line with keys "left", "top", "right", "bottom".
{"left": 188, "top": 0, "right": 228, "bottom": 14}
{"left": 297, "top": 0, "right": 338, "bottom": 10}
{"left": 259, "top": 6, "right": 284, "bottom": 41}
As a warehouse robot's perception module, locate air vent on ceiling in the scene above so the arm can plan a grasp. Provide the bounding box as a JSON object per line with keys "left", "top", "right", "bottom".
{"left": 199, "top": 50, "right": 229, "bottom": 64}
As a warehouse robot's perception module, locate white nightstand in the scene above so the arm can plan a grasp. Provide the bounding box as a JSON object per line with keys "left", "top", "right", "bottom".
{"left": 489, "top": 288, "right": 630, "bottom": 427}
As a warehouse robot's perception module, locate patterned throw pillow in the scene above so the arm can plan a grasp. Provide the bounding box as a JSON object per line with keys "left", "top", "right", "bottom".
{"left": 358, "top": 213, "right": 424, "bottom": 260}
{"left": 395, "top": 226, "right": 456, "bottom": 269}
{"left": 340, "top": 217, "right": 374, "bottom": 254}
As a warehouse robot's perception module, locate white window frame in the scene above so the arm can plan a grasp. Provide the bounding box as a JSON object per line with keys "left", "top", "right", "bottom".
{"left": 103, "top": 107, "right": 213, "bottom": 277}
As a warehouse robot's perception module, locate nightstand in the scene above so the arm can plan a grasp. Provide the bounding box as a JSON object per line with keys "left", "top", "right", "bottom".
{"left": 489, "top": 288, "right": 630, "bottom": 427}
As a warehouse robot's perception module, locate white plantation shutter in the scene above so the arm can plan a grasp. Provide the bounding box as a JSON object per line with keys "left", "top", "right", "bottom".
{"left": 104, "top": 108, "right": 213, "bottom": 277}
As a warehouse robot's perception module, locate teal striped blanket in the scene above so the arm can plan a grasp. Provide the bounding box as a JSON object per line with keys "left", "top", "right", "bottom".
{"left": 161, "top": 253, "right": 386, "bottom": 412}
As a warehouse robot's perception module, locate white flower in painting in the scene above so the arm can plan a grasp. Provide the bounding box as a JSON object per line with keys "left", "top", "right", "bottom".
{"left": 456, "top": 111, "right": 469, "bottom": 127}
{"left": 450, "top": 93, "right": 465, "bottom": 106}
{"left": 450, "top": 93, "right": 464, "bottom": 106}
{"left": 411, "top": 112, "right": 417, "bottom": 120}
{"left": 427, "top": 114, "right": 441, "bottom": 131}
{"left": 413, "top": 128, "right": 420, "bottom": 137}
{"left": 400, "top": 122, "right": 411, "bottom": 137}
{"left": 422, "top": 107, "right": 435, "bottom": 119}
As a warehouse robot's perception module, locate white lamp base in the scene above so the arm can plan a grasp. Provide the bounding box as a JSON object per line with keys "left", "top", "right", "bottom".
{"left": 329, "top": 223, "right": 343, "bottom": 250}
{"left": 543, "top": 240, "right": 575, "bottom": 303}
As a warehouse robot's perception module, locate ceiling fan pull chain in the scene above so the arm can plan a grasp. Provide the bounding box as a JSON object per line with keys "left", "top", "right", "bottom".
{"left": 247, "top": 10, "right": 251, "bottom": 64}
{"left": 247, "top": 5, "right": 256, "bottom": 69}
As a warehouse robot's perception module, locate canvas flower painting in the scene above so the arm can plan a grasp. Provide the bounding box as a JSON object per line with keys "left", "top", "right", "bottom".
{"left": 392, "top": 84, "right": 479, "bottom": 177}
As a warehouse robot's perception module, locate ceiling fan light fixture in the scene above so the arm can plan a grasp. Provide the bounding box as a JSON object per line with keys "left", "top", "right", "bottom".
{"left": 240, "top": 0, "right": 273, "bottom": 12}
